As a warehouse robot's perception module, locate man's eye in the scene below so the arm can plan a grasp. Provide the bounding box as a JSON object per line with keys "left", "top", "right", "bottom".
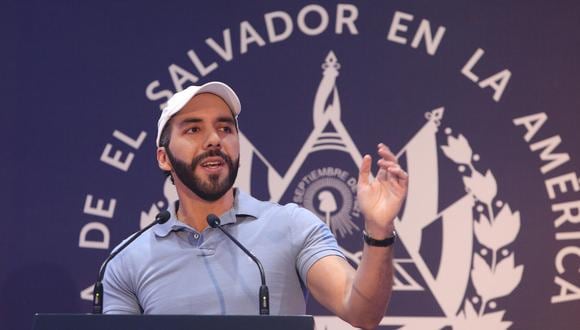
{"left": 220, "top": 126, "right": 233, "bottom": 133}
{"left": 187, "top": 127, "right": 200, "bottom": 133}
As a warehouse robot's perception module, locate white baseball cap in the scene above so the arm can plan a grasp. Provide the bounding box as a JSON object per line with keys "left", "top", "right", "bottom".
{"left": 156, "top": 81, "right": 241, "bottom": 146}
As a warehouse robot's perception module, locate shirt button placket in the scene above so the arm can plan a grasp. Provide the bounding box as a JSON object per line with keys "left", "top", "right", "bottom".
{"left": 188, "top": 232, "right": 201, "bottom": 246}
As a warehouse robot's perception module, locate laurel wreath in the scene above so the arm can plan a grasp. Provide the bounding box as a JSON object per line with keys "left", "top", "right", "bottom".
{"left": 441, "top": 131, "right": 524, "bottom": 329}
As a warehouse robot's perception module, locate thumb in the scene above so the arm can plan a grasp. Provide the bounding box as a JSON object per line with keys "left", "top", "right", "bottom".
{"left": 358, "top": 154, "right": 372, "bottom": 187}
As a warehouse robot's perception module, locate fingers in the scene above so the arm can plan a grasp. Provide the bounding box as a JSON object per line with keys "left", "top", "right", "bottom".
{"left": 361, "top": 144, "right": 408, "bottom": 188}
{"left": 378, "top": 143, "right": 397, "bottom": 162}
{"left": 376, "top": 143, "right": 395, "bottom": 180}
{"left": 376, "top": 143, "right": 408, "bottom": 188}
{"left": 358, "top": 154, "right": 372, "bottom": 186}
{"left": 378, "top": 159, "right": 408, "bottom": 182}
{"left": 388, "top": 164, "right": 409, "bottom": 188}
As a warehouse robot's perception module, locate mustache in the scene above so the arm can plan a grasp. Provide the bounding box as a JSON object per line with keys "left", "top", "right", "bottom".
{"left": 190, "top": 150, "right": 231, "bottom": 169}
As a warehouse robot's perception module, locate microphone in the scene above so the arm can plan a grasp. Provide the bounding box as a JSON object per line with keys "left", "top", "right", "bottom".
{"left": 92, "top": 210, "right": 171, "bottom": 314}
{"left": 207, "top": 214, "right": 270, "bottom": 315}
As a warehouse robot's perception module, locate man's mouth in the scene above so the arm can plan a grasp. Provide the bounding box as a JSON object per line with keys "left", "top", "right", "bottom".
{"left": 200, "top": 157, "right": 225, "bottom": 169}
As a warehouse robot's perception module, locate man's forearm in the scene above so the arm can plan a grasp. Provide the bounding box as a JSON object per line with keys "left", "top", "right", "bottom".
{"left": 344, "top": 244, "right": 394, "bottom": 329}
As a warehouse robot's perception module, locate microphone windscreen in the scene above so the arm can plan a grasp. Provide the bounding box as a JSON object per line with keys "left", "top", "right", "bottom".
{"left": 206, "top": 214, "right": 221, "bottom": 228}
{"left": 155, "top": 210, "right": 171, "bottom": 224}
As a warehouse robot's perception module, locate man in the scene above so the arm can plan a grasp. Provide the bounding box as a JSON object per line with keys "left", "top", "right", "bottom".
{"left": 103, "top": 82, "right": 408, "bottom": 329}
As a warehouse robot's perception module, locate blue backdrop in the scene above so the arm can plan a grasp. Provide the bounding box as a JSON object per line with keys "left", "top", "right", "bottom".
{"left": 1, "top": 1, "right": 580, "bottom": 329}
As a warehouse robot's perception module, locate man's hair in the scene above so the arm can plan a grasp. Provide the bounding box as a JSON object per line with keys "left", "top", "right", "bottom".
{"left": 158, "top": 123, "right": 174, "bottom": 184}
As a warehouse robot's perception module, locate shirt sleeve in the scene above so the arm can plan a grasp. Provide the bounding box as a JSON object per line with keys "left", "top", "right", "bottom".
{"left": 102, "top": 253, "right": 142, "bottom": 314}
{"left": 290, "top": 205, "right": 345, "bottom": 285}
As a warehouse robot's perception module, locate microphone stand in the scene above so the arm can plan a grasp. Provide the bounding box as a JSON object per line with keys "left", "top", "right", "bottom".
{"left": 92, "top": 210, "right": 171, "bottom": 314}
{"left": 207, "top": 214, "right": 270, "bottom": 315}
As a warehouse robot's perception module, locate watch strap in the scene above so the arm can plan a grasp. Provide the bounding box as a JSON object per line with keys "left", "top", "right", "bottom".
{"left": 363, "top": 230, "right": 396, "bottom": 247}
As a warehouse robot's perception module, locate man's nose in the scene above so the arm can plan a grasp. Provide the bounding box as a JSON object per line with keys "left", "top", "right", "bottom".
{"left": 204, "top": 129, "right": 221, "bottom": 149}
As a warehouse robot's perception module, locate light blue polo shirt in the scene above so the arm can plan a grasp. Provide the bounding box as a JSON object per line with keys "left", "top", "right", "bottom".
{"left": 103, "top": 189, "right": 344, "bottom": 315}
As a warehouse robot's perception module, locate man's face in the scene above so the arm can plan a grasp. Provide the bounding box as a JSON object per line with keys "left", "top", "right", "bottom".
{"left": 159, "top": 93, "right": 240, "bottom": 201}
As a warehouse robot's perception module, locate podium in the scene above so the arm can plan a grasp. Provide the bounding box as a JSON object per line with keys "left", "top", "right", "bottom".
{"left": 32, "top": 314, "right": 315, "bottom": 330}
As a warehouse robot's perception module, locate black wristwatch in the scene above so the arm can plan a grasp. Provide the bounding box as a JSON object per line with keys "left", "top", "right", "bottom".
{"left": 363, "top": 230, "right": 397, "bottom": 247}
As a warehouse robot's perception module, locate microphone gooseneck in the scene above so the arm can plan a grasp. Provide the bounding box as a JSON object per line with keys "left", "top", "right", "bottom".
{"left": 92, "top": 210, "right": 171, "bottom": 314}
{"left": 207, "top": 213, "right": 270, "bottom": 315}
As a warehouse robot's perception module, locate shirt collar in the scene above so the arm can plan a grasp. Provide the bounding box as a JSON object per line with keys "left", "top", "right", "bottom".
{"left": 152, "top": 188, "right": 261, "bottom": 237}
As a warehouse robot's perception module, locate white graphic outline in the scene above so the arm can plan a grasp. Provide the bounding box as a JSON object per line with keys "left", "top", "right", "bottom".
{"left": 141, "top": 51, "right": 523, "bottom": 329}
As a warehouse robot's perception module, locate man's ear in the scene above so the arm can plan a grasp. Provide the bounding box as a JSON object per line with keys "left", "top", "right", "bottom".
{"left": 157, "top": 147, "right": 172, "bottom": 171}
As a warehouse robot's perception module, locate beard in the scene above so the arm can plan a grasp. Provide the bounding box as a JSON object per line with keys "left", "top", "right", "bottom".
{"left": 166, "top": 148, "right": 239, "bottom": 202}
